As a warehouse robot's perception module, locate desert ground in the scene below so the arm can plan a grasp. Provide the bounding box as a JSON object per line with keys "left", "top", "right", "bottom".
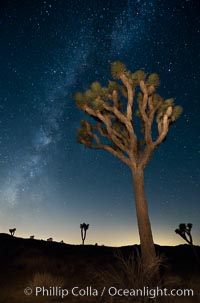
{"left": 0, "top": 233, "right": 200, "bottom": 303}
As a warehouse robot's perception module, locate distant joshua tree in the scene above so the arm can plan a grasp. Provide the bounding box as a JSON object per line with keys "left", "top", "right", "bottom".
{"left": 175, "top": 223, "right": 193, "bottom": 245}
{"left": 9, "top": 228, "right": 16, "bottom": 236}
{"left": 175, "top": 223, "right": 199, "bottom": 263}
{"left": 80, "top": 223, "right": 89, "bottom": 245}
{"left": 47, "top": 237, "right": 53, "bottom": 242}
{"left": 30, "top": 235, "right": 35, "bottom": 239}
{"left": 74, "top": 61, "right": 183, "bottom": 268}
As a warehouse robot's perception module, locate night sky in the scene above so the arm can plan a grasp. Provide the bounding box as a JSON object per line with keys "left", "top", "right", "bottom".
{"left": 1, "top": 0, "right": 199, "bottom": 246}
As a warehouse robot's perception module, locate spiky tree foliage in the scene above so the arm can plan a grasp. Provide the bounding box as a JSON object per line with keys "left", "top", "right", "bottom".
{"left": 175, "top": 223, "right": 193, "bottom": 245}
{"left": 74, "top": 61, "right": 183, "bottom": 267}
{"left": 80, "top": 223, "right": 89, "bottom": 245}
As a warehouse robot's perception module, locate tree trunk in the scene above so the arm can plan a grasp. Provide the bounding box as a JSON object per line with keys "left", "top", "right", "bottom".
{"left": 131, "top": 167, "right": 156, "bottom": 267}
{"left": 81, "top": 229, "right": 84, "bottom": 245}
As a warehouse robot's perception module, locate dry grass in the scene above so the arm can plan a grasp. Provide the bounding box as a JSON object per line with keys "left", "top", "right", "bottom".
{"left": 4, "top": 244, "right": 200, "bottom": 303}
{"left": 94, "top": 249, "right": 196, "bottom": 303}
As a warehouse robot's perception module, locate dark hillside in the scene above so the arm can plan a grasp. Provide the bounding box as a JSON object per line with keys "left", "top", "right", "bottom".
{"left": 0, "top": 234, "right": 199, "bottom": 303}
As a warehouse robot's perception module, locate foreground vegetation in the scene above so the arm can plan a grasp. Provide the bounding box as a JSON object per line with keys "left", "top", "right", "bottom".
{"left": 0, "top": 234, "right": 199, "bottom": 303}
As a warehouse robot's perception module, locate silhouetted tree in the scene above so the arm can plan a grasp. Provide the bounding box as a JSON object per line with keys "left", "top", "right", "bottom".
{"left": 74, "top": 61, "right": 182, "bottom": 267}
{"left": 175, "top": 223, "right": 193, "bottom": 245}
{"left": 80, "top": 223, "right": 89, "bottom": 245}
{"left": 9, "top": 228, "right": 16, "bottom": 236}
{"left": 175, "top": 223, "right": 200, "bottom": 264}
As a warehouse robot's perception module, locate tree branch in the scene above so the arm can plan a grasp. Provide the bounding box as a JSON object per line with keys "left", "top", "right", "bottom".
{"left": 79, "top": 128, "right": 131, "bottom": 166}
{"left": 139, "top": 145, "right": 154, "bottom": 169}
{"left": 153, "top": 106, "right": 173, "bottom": 148}
{"left": 83, "top": 105, "right": 130, "bottom": 156}
{"left": 139, "top": 81, "right": 149, "bottom": 123}
{"left": 120, "top": 74, "right": 134, "bottom": 121}
{"left": 95, "top": 123, "right": 109, "bottom": 139}
{"left": 103, "top": 91, "right": 138, "bottom": 154}
{"left": 96, "top": 111, "right": 128, "bottom": 153}
{"left": 102, "top": 145, "right": 131, "bottom": 166}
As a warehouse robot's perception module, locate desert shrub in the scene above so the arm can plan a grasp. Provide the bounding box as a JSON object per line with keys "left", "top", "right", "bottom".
{"left": 95, "top": 249, "right": 172, "bottom": 303}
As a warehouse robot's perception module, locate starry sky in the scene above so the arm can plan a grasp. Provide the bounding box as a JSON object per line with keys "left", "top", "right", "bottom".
{"left": 0, "top": 0, "right": 199, "bottom": 246}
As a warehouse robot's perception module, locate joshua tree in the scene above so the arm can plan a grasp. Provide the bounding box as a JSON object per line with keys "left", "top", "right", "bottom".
{"left": 80, "top": 222, "right": 89, "bottom": 245}
{"left": 74, "top": 61, "right": 183, "bottom": 267}
{"left": 175, "top": 223, "right": 200, "bottom": 263}
{"left": 175, "top": 223, "right": 193, "bottom": 245}
{"left": 9, "top": 228, "right": 16, "bottom": 236}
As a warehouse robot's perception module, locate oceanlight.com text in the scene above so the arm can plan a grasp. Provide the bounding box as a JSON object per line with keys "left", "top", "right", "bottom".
{"left": 24, "top": 285, "right": 194, "bottom": 299}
